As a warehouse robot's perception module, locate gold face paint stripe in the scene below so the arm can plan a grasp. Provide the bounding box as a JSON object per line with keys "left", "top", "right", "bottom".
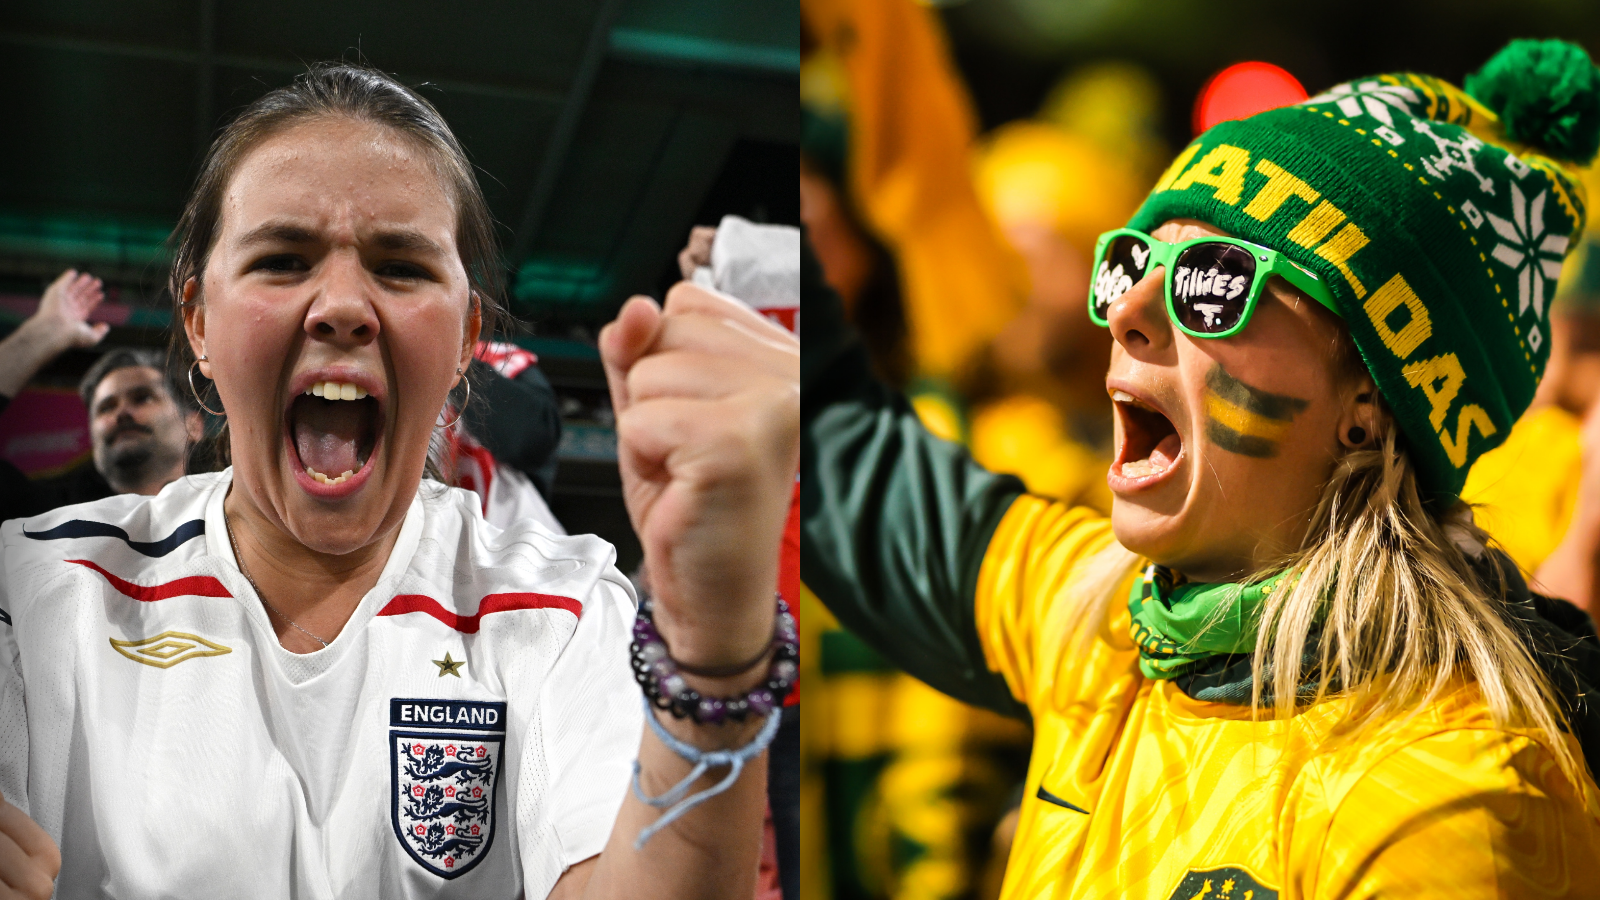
{"left": 1205, "top": 365, "right": 1311, "bottom": 422}
{"left": 1204, "top": 394, "right": 1295, "bottom": 444}
{"left": 1202, "top": 365, "right": 1310, "bottom": 459}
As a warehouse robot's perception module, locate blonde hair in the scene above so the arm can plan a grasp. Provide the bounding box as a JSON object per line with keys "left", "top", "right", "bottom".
{"left": 1071, "top": 404, "right": 1585, "bottom": 790}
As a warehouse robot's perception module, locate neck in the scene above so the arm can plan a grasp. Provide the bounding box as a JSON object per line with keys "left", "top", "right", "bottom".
{"left": 223, "top": 485, "right": 400, "bottom": 653}
{"left": 107, "top": 458, "right": 187, "bottom": 496}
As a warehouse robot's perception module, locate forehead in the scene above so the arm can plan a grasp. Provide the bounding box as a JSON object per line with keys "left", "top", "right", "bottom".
{"left": 1151, "top": 218, "right": 1231, "bottom": 243}
{"left": 218, "top": 117, "right": 457, "bottom": 240}
{"left": 94, "top": 366, "right": 168, "bottom": 403}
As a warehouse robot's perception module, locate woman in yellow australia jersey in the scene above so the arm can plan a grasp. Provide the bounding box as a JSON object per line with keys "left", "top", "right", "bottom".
{"left": 801, "top": 40, "right": 1600, "bottom": 899}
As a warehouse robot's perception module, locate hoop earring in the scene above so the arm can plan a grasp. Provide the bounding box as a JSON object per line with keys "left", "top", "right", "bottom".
{"left": 188, "top": 358, "right": 224, "bottom": 416}
{"left": 437, "top": 369, "right": 470, "bottom": 430}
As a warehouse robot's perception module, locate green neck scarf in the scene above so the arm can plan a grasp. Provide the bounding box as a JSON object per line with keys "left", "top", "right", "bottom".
{"left": 1127, "top": 564, "right": 1293, "bottom": 680}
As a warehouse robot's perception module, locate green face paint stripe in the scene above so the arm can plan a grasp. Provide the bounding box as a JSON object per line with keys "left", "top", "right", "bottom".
{"left": 1204, "top": 366, "right": 1310, "bottom": 422}
{"left": 1204, "top": 422, "right": 1279, "bottom": 458}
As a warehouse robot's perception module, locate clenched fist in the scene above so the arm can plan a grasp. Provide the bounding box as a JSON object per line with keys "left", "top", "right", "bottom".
{"left": 599, "top": 282, "right": 799, "bottom": 671}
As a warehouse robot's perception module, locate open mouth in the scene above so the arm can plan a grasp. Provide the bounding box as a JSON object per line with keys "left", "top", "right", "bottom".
{"left": 1111, "top": 389, "right": 1183, "bottom": 483}
{"left": 287, "top": 380, "right": 380, "bottom": 488}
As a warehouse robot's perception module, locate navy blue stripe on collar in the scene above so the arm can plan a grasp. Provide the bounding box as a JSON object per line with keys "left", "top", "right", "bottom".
{"left": 22, "top": 519, "right": 205, "bottom": 558}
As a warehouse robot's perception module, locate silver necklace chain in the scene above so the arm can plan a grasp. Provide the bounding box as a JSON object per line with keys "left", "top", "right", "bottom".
{"left": 224, "top": 516, "right": 332, "bottom": 650}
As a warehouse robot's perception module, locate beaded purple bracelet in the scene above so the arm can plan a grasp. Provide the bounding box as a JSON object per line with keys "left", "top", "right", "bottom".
{"left": 630, "top": 595, "right": 798, "bottom": 724}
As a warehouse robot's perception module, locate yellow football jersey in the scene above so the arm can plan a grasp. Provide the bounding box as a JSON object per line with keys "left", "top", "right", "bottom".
{"left": 974, "top": 495, "right": 1600, "bottom": 900}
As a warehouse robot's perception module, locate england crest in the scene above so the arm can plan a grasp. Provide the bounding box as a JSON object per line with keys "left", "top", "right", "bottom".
{"left": 390, "top": 698, "right": 507, "bottom": 878}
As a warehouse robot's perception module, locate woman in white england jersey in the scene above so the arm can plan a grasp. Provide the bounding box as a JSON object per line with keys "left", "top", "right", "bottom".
{"left": 0, "top": 64, "right": 797, "bottom": 899}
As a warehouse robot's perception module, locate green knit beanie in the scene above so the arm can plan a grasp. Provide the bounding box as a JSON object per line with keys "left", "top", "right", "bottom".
{"left": 1127, "top": 39, "right": 1600, "bottom": 501}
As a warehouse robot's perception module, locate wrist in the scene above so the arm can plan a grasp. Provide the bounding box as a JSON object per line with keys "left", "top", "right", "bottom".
{"left": 646, "top": 699, "right": 768, "bottom": 750}
{"left": 647, "top": 594, "right": 775, "bottom": 671}
{"left": 17, "top": 315, "right": 72, "bottom": 356}
{"left": 631, "top": 595, "right": 797, "bottom": 726}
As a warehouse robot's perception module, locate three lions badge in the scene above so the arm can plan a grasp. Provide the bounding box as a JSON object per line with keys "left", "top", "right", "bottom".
{"left": 390, "top": 699, "right": 506, "bottom": 878}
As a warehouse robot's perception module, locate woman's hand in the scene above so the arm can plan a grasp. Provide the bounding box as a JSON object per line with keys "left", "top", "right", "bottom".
{"left": 0, "top": 799, "right": 58, "bottom": 900}
{"left": 600, "top": 282, "right": 799, "bottom": 671}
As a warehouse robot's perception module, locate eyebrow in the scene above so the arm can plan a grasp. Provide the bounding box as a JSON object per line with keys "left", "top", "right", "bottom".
{"left": 371, "top": 229, "right": 445, "bottom": 255}
{"left": 233, "top": 221, "right": 446, "bottom": 256}
{"left": 234, "top": 222, "right": 319, "bottom": 248}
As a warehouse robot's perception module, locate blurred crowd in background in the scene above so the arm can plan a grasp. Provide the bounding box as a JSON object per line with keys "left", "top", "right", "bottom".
{"left": 798, "top": 1, "right": 1600, "bottom": 898}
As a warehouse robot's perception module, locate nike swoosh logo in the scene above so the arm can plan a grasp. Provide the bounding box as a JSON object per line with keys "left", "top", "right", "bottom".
{"left": 1036, "top": 785, "right": 1089, "bottom": 814}
{"left": 24, "top": 519, "right": 205, "bottom": 558}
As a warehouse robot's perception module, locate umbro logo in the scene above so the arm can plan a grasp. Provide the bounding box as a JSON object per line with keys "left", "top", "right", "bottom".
{"left": 110, "top": 631, "right": 232, "bottom": 668}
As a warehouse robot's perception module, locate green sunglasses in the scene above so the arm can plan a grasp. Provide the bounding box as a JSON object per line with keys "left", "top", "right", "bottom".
{"left": 1087, "top": 228, "right": 1340, "bottom": 338}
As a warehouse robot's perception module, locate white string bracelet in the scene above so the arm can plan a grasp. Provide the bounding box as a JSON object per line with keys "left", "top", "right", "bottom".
{"left": 630, "top": 693, "right": 783, "bottom": 849}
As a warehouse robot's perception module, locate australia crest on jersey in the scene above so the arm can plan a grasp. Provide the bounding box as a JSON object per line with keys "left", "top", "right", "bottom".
{"left": 390, "top": 698, "right": 507, "bottom": 878}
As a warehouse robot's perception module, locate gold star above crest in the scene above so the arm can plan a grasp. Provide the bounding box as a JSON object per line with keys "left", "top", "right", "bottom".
{"left": 433, "top": 651, "right": 465, "bottom": 677}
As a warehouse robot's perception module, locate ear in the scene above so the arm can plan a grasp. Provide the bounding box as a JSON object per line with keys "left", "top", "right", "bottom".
{"left": 456, "top": 291, "right": 483, "bottom": 386}
{"left": 1337, "top": 373, "right": 1382, "bottom": 449}
{"left": 180, "top": 277, "right": 210, "bottom": 379}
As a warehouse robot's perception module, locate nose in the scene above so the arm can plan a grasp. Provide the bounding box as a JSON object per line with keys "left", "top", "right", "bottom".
{"left": 1104, "top": 267, "right": 1172, "bottom": 357}
{"left": 304, "top": 252, "right": 380, "bottom": 347}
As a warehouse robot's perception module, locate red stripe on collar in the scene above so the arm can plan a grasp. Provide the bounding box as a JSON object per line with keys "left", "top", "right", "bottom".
{"left": 67, "top": 559, "right": 233, "bottom": 602}
{"left": 377, "top": 593, "right": 581, "bottom": 634}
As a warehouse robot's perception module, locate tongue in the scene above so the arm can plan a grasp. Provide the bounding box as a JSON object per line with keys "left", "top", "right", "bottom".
{"left": 1148, "top": 432, "right": 1181, "bottom": 470}
{"left": 294, "top": 400, "right": 364, "bottom": 475}
{"left": 1121, "top": 432, "right": 1182, "bottom": 478}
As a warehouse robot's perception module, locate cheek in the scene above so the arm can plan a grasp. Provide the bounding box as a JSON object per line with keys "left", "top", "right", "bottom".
{"left": 1190, "top": 352, "right": 1339, "bottom": 468}
{"left": 386, "top": 299, "right": 466, "bottom": 365}
{"left": 382, "top": 298, "right": 470, "bottom": 417}
{"left": 203, "top": 287, "right": 303, "bottom": 383}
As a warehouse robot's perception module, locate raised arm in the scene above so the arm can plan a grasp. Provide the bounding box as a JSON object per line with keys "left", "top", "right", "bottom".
{"left": 800, "top": 238, "right": 1030, "bottom": 719}
{"left": 552, "top": 280, "right": 798, "bottom": 900}
{"left": 0, "top": 270, "right": 107, "bottom": 400}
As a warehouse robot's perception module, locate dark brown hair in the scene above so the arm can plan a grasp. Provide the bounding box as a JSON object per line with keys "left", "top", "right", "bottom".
{"left": 79, "top": 346, "right": 191, "bottom": 412}
{"left": 170, "top": 62, "right": 507, "bottom": 463}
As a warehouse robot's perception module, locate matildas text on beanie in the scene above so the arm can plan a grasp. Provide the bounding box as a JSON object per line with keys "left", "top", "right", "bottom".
{"left": 1128, "top": 39, "right": 1600, "bottom": 500}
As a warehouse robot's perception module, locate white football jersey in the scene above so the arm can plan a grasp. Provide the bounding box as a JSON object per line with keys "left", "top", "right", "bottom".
{"left": 0, "top": 469, "right": 642, "bottom": 899}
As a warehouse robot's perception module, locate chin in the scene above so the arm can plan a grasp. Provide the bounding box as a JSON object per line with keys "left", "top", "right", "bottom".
{"left": 1108, "top": 495, "right": 1188, "bottom": 565}
{"left": 280, "top": 495, "right": 395, "bottom": 557}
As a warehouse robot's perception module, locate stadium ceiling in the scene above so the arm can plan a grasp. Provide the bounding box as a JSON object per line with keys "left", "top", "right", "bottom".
{"left": 0, "top": 0, "right": 799, "bottom": 323}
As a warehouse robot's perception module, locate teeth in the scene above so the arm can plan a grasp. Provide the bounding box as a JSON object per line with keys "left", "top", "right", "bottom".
{"left": 303, "top": 381, "right": 369, "bottom": 401}
{"left": 305, "top": 466, "right": 356, "bottom": 486}
{"left": 1121, "top": 459, "right": 1162, "bottom": 478}
{"left": 1112, "top": 389, "right": 1160, "bottom": 413}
